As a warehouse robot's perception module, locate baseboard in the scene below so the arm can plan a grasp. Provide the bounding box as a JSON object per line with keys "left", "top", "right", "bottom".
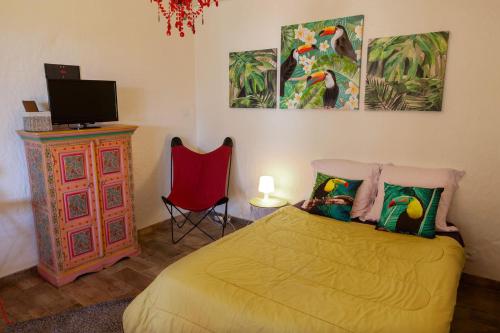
{"left": 461, "top": 272, "right": 500, "bottom": 291}
{"left": 229, "top": 215, "right": 252, "bottom": 225}
{"left": 138, "top": 221, "right": 166, "bottom": 237}
{"left": 137, "top": 215, "right": 252, "bottom": 238}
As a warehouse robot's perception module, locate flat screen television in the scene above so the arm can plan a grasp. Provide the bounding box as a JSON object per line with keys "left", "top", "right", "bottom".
{"left": 47, "top": 79, "right": 118, "bottom": 127}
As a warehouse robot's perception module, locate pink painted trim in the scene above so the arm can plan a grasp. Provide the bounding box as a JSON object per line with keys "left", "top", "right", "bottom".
{"left": 68, "top": 227, "right": 95, "bottom": 258}
{"left": 99, "top": 148, "right": 122, "bottom": 175}
{"left": 63, "top": 189, "right": 91, "bottom": 222}
{"left": 38, "top": 246, "right": 140, "bottom": 287}
{"left": 102, "top": 182, "right": 125, "bottom": 211}
{"left": 105, "top": 216, "right": 128, "bottom": 245}
{"left": 59, "top": 152, "right": 87, "bottom": 183}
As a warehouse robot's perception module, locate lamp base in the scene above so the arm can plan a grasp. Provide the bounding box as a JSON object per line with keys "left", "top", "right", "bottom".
{"left": 249, "top": 197, "right": 288, "bottom": 208}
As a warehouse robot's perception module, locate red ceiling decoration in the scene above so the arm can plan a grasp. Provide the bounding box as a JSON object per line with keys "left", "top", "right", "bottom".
{"left": 151, "top": 0, "right": 219, "bottom": 37}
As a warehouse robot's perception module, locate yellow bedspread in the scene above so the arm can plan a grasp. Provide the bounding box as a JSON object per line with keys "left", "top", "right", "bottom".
{"left": 123, "top": 206, "right": 465, "bottom": 333}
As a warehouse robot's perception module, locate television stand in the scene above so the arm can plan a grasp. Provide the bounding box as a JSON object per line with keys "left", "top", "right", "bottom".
{"left": 69, "top": 123, "right": 101, "bottom": 130}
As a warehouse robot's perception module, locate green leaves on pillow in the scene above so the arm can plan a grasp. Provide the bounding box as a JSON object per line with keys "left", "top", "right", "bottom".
{"left": 377, "top": 183, "right": 444, "bottom": 238}
{"left": 304, "top": 172, "right": 363, "bottom": 222}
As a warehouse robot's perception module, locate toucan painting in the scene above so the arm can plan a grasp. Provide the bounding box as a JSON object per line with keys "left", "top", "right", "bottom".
{"left": 307, "top": 70, "right": 339, "bottom": 108}
{"left": 279, "top": 15, "right": 364, "bottom": 110}
{"left": 319, "top": 25, "right": 357, "bottom": 62}
{"left": 280, "top": 44, "right": 317, "bottom": 97}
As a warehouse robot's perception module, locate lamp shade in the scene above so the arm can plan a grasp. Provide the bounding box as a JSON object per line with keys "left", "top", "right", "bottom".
{"left": 258, "top": 176, "right": 275, "bottom": 194}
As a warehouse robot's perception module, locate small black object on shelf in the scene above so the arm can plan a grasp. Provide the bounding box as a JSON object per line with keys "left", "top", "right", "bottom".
{"left": 44, "top": 63, "right": 81, "bottom": 80}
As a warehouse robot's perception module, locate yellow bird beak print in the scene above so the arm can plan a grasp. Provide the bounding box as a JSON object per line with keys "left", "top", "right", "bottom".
{"left": 407, "top": 198, "right": 424, "bottom": 219}
{"left": 324, "top": 178, "right": 349, "bottom": 193}
{"left": 297, "top": 44, "right": 317, "bottom": 54}
{"left": 319, "top": 26, "right": 337, "bottom": 37}
{"left": 389, "top": 196, "right": 423, "bottom": 220}
{"left": 307, "top": 71, "right": 327, "bottom": 86}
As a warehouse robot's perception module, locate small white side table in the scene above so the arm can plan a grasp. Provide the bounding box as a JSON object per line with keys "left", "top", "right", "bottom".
{"left": 249, "top": 197, "right": 288, "bottom": 220}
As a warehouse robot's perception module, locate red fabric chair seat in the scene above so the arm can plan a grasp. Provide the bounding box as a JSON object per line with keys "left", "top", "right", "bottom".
{"left": 162, "top": 137, "right": 233, "bottom": 243}
{"left": 166, "top": 144, "right": 231, "bottom": 212}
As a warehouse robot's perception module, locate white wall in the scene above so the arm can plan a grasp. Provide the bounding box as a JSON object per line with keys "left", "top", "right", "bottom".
{"left": 195, "top": 0, "right": 500, "bottom": 281}
{"left": 2, "top": 0, "right": 499, "bottom": 282}
{"left": 0, "top": 0, "right": 195, "bottom": 278}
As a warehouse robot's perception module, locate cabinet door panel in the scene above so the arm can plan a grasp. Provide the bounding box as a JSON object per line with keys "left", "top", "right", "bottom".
{"left": 102, "top": 181, "right": 127, "bottom": 212}
{"left": 99, "top": 147, "right": 122, "bottom": 175}
{"left": 97, "top": 140, "right": 128, "bottom": 184}
{"left": 104, "top": 215, "right": 133, "bottom": 251}
{"left": 60, "top": 152, "right": 88, "bottom": 183}
{"left": 50, "top": 142, "right": 102, "bottom": 269}
{"left": 96, "top": 138, "right": 135, "bottom": 254}
{"left": 64, "top": 225, "right": 100, "bottom": 267}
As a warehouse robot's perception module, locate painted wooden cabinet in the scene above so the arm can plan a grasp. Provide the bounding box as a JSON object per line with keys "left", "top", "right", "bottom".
{"left": 17, "top": 125, "right": 139, "bottom": 287}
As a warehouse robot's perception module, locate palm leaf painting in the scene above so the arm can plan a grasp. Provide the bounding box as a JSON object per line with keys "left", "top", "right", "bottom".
{"left": 279, "top": 15, "right": 364, "bottom": 110}
{"left": 365, "top": 31, "right": 449, "bottom": 111}
{"left": 229, "top": 49, "right": 277, "bottom": 109}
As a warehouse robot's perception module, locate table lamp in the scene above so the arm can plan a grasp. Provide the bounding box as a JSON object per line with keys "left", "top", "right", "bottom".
{"left": 258, "top": 176, "right": 275, "bottom": 201}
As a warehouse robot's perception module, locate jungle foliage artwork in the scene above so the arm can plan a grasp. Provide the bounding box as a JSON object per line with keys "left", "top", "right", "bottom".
{"left": 280, "top": 15, "right": 364, "bottom": 110}
{"left": 365, "top": 31, "right": 449, "bottom": 111}
{"left": 229, "top": 48, "right": 277, "bottom": 108}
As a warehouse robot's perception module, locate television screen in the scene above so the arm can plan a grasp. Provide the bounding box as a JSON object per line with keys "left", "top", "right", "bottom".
{"left": 47, "top": 79, "right": 118, "bottom": 125}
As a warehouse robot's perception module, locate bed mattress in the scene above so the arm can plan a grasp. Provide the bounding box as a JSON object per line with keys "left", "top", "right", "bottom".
{"left": 123, "top": 206, "right": 465, "bottom": 333}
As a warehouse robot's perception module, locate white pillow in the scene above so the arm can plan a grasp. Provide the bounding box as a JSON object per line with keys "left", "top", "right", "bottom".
{"left": 363, "top": 165, "right": 465, "bottom": 232}
{"left": 309, "top": 159, "right": 382, "bottom": 219}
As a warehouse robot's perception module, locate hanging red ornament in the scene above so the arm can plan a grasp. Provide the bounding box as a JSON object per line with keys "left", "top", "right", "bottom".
{"left": 150, "top": 0, "right": 218, "bottom": 37}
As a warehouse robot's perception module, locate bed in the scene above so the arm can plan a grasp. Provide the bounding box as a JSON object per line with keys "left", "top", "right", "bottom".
{"left": 123, "top": 206, "right": 465, "bottom": 333}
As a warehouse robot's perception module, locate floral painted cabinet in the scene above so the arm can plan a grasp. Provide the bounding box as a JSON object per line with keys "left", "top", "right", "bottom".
{"left": 18, "top": 125, "right": 139, "bottom": 287}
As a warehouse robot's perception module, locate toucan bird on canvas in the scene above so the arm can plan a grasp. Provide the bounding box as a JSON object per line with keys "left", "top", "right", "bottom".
{"left": 307, "top": 70, "right": 339, "bottom": 108}
{"left": 280, "top": 44, "right": 317, "bottom": 96}
{"left": 319, "top": 25, "right": 357, "bottom": 62}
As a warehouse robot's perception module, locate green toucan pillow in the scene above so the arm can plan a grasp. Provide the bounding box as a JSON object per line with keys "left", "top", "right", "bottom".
{"left": 303, "top": 172, "right": 363, "bottom": 222}
{"left": 376, "top": 183, "right": 444, "bottom": 239}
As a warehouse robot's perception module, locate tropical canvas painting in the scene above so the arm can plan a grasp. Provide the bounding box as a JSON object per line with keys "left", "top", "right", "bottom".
{"left": 280, "top": 15, "right": 364, "bottom": 110}
{"left": 229, "top": 48, "right": 277, "bottom": 108}
{"left": 365, "top": 31, "right": 449, "bottom": 111}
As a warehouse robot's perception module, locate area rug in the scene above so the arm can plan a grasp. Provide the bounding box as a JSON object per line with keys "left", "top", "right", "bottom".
{"left": 5, "top": 298, "right": 132, "bottom": 333}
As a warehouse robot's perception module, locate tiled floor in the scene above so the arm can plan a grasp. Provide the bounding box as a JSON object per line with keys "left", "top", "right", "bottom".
{"left": 0, "top": 219, "right": 499, "bottom": 332}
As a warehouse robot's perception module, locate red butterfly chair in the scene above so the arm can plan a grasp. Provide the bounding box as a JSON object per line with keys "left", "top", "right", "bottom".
{"left": 161, "top": 137, "right": 233, "bottom": 244}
